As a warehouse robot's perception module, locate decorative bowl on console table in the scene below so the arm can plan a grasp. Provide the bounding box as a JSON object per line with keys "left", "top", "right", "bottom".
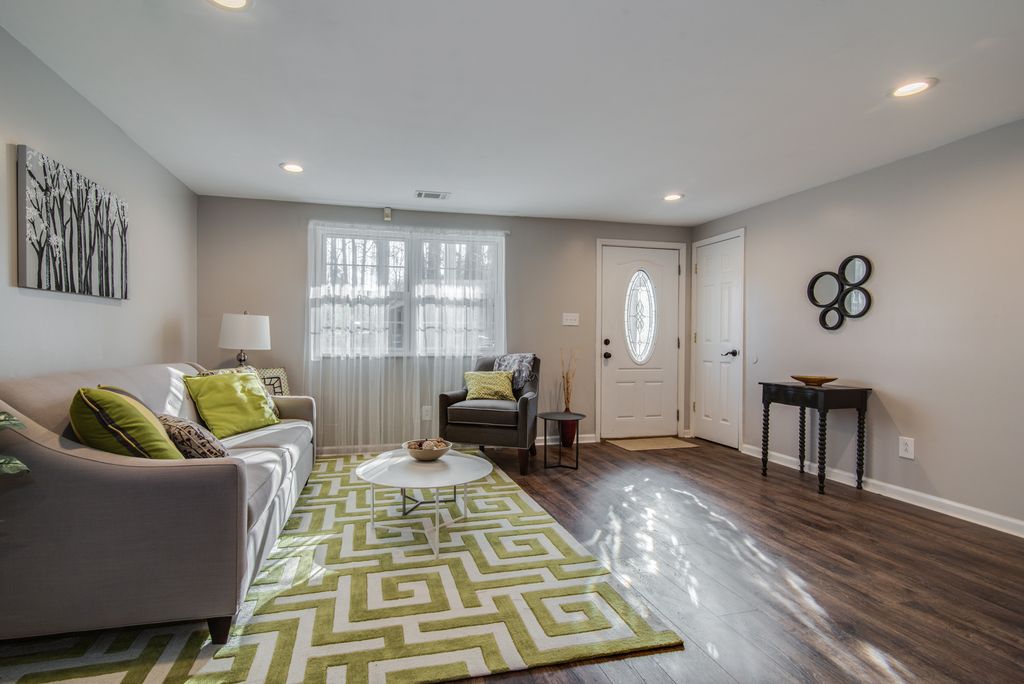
{"left": 791, "top": 375, "right": 838, "bottom": 387}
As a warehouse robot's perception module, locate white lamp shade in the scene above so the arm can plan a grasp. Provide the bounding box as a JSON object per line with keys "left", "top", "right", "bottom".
{"left": 219, "top": 313, "right": 271, "bottom": 351}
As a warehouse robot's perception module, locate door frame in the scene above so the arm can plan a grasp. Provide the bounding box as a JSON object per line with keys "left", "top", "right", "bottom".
{"left": 595, "top": 238, "right": 688, "bottom": 441}
{"left": 689, "top": 227, "right": 745, "bottom": 448}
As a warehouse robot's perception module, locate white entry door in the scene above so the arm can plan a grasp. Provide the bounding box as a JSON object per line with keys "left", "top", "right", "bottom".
{"left": 693, "top": 235, "right": 744, "bottom": 448}
{"left": 600, "top": 246, "right": 679, "bottom": 438}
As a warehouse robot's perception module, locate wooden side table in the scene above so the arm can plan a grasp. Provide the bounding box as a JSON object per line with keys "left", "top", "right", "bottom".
{"left": 539, "top": 411, "right": 584, "bottom": 470}
{"left": 759, "top": 382, "right": 872, "bottom": 494}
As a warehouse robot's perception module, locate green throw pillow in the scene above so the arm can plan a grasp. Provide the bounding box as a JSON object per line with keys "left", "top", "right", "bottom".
{"left": 69, "top": 386, "right": 183, "bottom": 460}
{"left": 198, "top": 365, "right": 280, "bottom": 417}
{"left": 465, "top": 371, "right": 515, "bottom": 401}
{"left": 184, "top": 372, "right": 279, "bottom": 439}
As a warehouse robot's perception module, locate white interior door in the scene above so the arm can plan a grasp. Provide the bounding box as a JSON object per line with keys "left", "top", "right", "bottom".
{"left": 693, "top": 235, "right": 743, "bottom": 448}
{"left": 600, "top": 246, "right": 679, "bottom": 438}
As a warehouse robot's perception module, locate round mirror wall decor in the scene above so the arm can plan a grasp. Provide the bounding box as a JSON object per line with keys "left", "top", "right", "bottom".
{"left": 807, "top": 272, "right": 843, "bottom": 308}
{"left": 840, "top": 286, "right": 871, "bottom": 318}
{"left": 839, "top": 255, "right": 872, "bottom": 286}
{"left": 820, "top": 307, "right": 844, "bottom": 331}
{"left": 807, "top": 255, "right": 872, "bottom": 330}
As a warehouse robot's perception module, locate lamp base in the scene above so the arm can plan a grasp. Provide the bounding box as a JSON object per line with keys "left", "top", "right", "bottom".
{"left": 236, "top": 350, "right": 248, "bottom": 367}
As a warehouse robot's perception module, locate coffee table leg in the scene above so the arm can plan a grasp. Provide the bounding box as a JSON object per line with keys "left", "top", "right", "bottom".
{"left": 432, "top": 487, "right": 440, "bottom": 558}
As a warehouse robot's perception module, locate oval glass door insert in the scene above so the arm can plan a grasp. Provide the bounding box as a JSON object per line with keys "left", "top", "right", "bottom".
{"left": 624, "top": 269, "right": 657, "bottom": 364}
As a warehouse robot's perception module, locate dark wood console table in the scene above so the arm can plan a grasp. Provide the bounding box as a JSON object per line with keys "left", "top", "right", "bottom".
{"left": 759, "top": 382, "right": 872, "bottom": 494}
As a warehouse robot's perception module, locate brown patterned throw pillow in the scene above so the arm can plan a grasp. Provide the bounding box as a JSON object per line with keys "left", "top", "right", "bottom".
{"left": 158, "top": 414, "right": 229, "bottom": 459}
{"left": 198, "top": 365, "right": 280, "bottom": 416}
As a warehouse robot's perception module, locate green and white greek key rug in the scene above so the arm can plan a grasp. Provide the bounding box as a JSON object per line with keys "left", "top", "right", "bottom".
{"left": 0, "top": 453, "right": 681, "bottom": 683}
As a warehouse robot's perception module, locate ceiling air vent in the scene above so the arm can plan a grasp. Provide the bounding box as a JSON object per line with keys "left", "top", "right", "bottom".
{"left": 415, "top": 190, "right": 451, "bottom": 200}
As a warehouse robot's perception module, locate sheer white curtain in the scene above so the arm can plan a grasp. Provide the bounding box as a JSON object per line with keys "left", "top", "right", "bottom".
{"left": 306, "top": 221, "right": 506, "bottom": 450}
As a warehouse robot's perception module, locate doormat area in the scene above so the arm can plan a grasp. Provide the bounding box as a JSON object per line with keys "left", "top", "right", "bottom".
{"left": 0, "top": 453, "right": 682, "bottom": 683}
{"left": 608, "top": 437, "right": 699, "bottom": 451}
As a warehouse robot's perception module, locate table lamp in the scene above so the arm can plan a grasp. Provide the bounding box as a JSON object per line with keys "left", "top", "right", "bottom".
{"left": 219, "top": 311, "right": 271, "bottom": 366}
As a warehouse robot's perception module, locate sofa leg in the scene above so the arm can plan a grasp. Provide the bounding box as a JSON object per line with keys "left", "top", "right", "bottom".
{"left": 207, "top": 615, "right": 234, "bottom": 644}
{"left": 518, "top": 449, "right": 530, "bottom": 476}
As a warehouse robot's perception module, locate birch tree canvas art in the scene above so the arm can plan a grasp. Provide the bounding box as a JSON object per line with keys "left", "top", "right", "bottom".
{"left": 17, "top": 145, "right": 128, "bottom": 299}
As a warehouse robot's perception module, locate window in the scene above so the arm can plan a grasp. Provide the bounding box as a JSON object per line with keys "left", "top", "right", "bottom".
{"left": 308, "top": 222, "right": 506, "bottom": 359}
{"left": 624, "top": 269, "right": 656, "bottom": 364}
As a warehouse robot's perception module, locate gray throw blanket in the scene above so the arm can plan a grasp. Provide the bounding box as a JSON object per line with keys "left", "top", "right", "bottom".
{"left": 493, "top": 353, "right": 536, "bottom": 392}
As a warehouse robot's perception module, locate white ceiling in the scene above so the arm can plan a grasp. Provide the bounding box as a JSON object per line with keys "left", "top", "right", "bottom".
{"left": 2, "top": 1, "right": 1023, "bottom": 226}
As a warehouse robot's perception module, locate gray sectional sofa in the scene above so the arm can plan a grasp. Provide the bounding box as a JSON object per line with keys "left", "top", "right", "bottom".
{"left": 0, "top": 362, "right": 315, "bottom": 644}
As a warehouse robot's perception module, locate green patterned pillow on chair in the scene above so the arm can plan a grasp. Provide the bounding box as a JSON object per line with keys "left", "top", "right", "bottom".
{"left": 465, "top": 371, "right": 515, "bottom": 401}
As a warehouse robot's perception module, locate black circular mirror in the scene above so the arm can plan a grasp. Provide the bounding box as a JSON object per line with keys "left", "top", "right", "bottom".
{"left": 807, "top": 272, "right": 842, "bottom": 308}
{"left": 820, "top": 307, "right": 844, "bottom": 330}
{"left": 839, "top": 255, "right": 872, "bottom": 286}
{"left": 840, "top": 287, "right": 871, "bottom": 318}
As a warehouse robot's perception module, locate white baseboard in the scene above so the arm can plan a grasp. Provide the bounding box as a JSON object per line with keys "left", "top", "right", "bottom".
{"left": 319, "top": 434, "right": 599, "bottom": 456}
{"left": 739, "top": 444, "right": 1024, "bottom": 538}
{"left": 682, "top": 429, "right": 695, "bottom": 438}
{"left": 535, "top": 433, "right": 598, "bottom": 446}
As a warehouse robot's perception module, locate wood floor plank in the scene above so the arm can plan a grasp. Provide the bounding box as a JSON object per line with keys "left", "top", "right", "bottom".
{"left": 468, "top": 440, "right": 1024, "bottom": 683}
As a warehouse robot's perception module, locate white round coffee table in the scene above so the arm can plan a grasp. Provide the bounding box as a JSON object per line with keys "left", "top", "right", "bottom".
{"left": 354, "top": 449, "right": 493, "bottom": 557}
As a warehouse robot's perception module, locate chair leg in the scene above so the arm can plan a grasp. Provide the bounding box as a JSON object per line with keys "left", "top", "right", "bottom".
{"left": 518, "top": 449, "right": 530, "bottom": 475}
{"left": 207, "top": 615, "right": 234, "bottom": 644}
{"left": 529, "top": 443, "right": 537, "bottom": 456}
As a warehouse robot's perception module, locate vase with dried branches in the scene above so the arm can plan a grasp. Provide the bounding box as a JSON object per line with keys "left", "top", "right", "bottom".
{"left": 559, "top": 350, "right": 578, "bottom": 447}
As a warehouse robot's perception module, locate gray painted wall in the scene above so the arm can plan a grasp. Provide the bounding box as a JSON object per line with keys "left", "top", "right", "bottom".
{"left": 196, "top": 196, "right": 689, "bottom": 437}
{"left": 0, "top": 28, "right": 197, "bottom": 379}
{"left": 694, "top": 118, "right": 1024, "bottom": 521}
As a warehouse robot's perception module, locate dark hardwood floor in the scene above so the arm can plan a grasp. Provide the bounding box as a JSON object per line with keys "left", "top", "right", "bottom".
{"left": 472, "top": 440, "right": 1024, "bottom": 683}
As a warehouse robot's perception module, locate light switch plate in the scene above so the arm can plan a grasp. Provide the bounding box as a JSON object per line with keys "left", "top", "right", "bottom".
{"left": 561, "top": 312, "right": 580, "bottom": 326}
{"left": 898, "top": 436, "right": 915, "bottom": 460}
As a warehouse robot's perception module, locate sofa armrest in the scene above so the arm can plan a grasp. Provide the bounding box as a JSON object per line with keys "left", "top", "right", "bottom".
{"left": 0, "top": 402, "right": 247, "bottom": 640}
{"left": 273, "top": 395, "right": 316, "bottom": 426}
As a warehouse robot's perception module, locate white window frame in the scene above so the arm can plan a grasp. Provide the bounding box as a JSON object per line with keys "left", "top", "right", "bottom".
{"left": 308, "top": 221, "right": 507, "bottom": 360}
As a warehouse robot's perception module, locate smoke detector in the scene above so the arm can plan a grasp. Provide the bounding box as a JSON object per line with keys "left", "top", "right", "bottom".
{"left": 415, "top": 190, "right": 451, "bottom": 200}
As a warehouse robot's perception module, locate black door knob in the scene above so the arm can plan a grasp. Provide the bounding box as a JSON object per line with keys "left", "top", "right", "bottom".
{"left": 603, "top": 338, "right": 611, "bottom": 346}
{"left": 603, "top": 352, "right": 612, "bottom": 359}
{"left": 721, "top": 349, "right": 739, "bottom": 357}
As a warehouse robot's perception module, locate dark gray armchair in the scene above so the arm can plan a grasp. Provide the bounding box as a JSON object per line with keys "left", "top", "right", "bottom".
{"left": 439, "top": 356, "right": 540, "bottom": 475}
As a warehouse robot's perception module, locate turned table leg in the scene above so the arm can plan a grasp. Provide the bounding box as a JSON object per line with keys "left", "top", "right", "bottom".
{"left": 798, "top": 407, "right": 806, "bottom": 473}
{"left": 856, "top": 408, "right": 866, "bottom": 489}
{"left": 817, "top": 409, "right": 828, "bottom": 495}
{"left": 761, "top": 401, "right": 771, "bottom": 477}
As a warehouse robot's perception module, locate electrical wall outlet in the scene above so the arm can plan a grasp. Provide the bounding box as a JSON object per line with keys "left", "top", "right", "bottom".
{"left": 561, "top": 312, "right": 580, "bottom": 326}
{"left": 421, "top": 405, "right": 432, "bottom": 421}
{"left": 898, "top": 436, "right": 915, "bottom": 460}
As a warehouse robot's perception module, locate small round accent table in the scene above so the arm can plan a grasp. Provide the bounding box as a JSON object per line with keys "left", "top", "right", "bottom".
{"left": 539, "top": 411, "right": 585, "bottom": 470}
{"left": 354, "top": 449, "right": 492, "bottom": 557}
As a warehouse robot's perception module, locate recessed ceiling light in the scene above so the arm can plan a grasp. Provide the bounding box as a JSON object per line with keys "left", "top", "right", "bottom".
{"left": 279, "top": 162, "right": 304, "bottom": 174}
{"left": 891, "top": 78, "right": 938, "bottom": 98}
{"left": 663, "top": 193, "right": 684, "bottom": 202}
{"left": 210, "top": 0, "right": 249, "bottom": 9}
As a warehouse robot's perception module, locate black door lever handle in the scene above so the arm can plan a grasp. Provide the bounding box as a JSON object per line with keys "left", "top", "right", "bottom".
{"left": 721, "top": 349, "right": 739, "bottom": 357}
